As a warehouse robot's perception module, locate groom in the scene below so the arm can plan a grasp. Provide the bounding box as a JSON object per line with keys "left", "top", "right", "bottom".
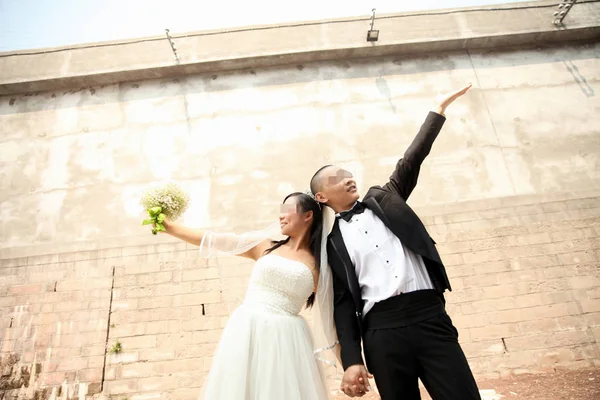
{"left": 311, "top": 84, "right": 480, "bottom": 400}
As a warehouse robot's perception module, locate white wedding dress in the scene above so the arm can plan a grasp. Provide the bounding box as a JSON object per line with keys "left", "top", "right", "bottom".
{"left": 199, "top": 253, "right": 330, "bottom": 400}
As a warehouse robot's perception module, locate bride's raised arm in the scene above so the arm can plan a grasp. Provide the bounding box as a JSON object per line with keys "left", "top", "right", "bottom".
{"left": 162, "top": 220, "right": 280, "bottom": 261}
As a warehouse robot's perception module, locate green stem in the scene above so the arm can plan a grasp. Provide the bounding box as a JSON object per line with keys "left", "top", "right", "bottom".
{"left": 142, "top": 206, "right": 166, "bottom": 235}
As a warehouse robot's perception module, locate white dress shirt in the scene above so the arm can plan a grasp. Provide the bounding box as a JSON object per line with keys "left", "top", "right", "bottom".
{"left": 337, "top": 204, "right": 434, "bottom": 316}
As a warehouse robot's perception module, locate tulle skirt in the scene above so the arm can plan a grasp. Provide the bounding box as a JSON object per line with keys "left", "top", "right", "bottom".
{"left": 199, "top": 304, "right": 330, "bottom": 400}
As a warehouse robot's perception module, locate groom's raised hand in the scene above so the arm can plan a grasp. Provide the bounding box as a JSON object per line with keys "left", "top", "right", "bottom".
{"left": 435, "top": 83, "right": 472, "bottom": 116}
{"left": 340, "top": 364, "right": 373, "bottom": 397}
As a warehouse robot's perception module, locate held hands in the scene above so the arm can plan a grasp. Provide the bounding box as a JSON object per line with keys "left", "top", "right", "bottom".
{"left": 340, "top": 364, "right": 373, "bottom": 397}
{"left": 435, "top": 83, "right": 472, "bottom": 116}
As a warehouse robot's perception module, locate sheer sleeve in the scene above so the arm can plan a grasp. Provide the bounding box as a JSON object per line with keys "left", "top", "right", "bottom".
{"left": 198, "top": 222, "right": 284, "bottom": 258}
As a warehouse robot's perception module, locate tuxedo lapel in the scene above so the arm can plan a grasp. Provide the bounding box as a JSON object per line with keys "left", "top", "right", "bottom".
{"left": 363, "top": 195, "right": 422, "bottom": 259}
{"left": 364, "top": 190, "right": 443, "bottom": 265}
{"left": 328, "top": 221, "right": 361, "bottom": 301}
{"left": 329, "top": 221, "right": 355, "bottom": 276}
{"left": 362, "top": 197, "right": 392, "bottom": 227}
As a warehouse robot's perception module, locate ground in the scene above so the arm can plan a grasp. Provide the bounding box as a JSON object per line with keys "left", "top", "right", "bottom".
{"left": 333, "top": 369, "right": 600, "bottom": 400}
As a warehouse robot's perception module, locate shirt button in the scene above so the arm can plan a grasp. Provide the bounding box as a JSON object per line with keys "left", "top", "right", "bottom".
{"left": 386, "top": 261, "right": 389, "bottom": 264}
{"left": 375, "top": 245, "right": 379, "bottom": 248}
{"left": 365, "top": 231, "right": 368, "bottom": 234}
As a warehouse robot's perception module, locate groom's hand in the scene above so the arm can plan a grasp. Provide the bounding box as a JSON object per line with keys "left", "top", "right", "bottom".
{"left": 340, "top": 364, "right": 373, "bottom": 397}
{"left": 435, "top": 83, "right": 472, "bottom": 116}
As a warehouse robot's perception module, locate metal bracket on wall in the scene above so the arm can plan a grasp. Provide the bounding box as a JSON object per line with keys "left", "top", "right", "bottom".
{"left": 165, "top": 28, "right": 180, "bottom": 64}
{"left": 553, "top": 0, "right": 578, "bottom": 26}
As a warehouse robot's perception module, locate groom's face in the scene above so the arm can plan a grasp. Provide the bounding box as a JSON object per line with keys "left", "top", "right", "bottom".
{"left": 315, "top": 166, "right": 360, "bottom": 213}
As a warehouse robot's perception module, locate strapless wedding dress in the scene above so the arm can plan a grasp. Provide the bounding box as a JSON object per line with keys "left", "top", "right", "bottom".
{"left": 199, "top": 254, "right": 330, "bottom": 400}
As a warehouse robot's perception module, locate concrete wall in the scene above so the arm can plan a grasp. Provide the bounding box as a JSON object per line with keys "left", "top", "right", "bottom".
{"left": 1, "top": 4, "right": 600, "bottom": 399}
{"left": 2, "top": 42, "right": 599, "bottom": 256}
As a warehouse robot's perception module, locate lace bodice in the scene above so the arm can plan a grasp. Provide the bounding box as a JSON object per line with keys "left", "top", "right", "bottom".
{"left": 244, "top": 254, "right": 314, "bottom": 315}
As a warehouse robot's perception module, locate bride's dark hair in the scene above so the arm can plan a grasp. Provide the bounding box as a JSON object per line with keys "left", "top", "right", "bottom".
{"left": 263, "top": 192, "right": 323, "bottom": 308}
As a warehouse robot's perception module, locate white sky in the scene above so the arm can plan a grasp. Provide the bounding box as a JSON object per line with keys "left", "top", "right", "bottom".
{"left": 0, "top": 0, "right": 532, "bottom": 52}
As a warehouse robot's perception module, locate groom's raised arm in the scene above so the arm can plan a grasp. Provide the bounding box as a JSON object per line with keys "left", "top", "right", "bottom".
{"left": 382, "top": 111, "right": 446, "bottom": 201}
{"left": 382, "top": 84, "right": 472, "bottom": 201}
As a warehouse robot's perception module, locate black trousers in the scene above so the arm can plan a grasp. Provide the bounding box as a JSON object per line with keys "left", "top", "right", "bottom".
{"left": 363, "top": 291, "right": 480, "bottom": 400}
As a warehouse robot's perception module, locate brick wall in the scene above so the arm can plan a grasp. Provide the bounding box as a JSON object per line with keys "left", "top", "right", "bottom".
{"left": 1, "top": 192, "right": 599, "bottom": 399}
{"left": 423, "top": 193, "right": 600, "bottom": 378}
{"left": 0, "top": 255, "right": 113, "bottom": 398}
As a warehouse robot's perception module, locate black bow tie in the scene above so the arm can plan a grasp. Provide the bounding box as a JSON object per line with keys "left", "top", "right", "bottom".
{"left": 337, "top": 202, "right": 365, "bottom": 222}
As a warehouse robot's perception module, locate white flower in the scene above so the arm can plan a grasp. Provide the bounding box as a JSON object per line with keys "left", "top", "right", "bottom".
{"left": 140, "top": 182, "right": 190, "bottom": 220}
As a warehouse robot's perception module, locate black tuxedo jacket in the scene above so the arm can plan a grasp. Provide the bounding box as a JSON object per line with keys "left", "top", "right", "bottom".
{"left": 327, "top": 112, "right": 452, "bottom": 369}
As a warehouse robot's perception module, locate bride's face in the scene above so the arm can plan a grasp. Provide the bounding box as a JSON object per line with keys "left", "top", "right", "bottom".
{"left": 279, "top": 196, "right": 312, "bottom": 237}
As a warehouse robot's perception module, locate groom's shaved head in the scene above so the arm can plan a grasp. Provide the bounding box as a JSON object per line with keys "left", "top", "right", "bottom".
{"left": 310, "top": 164, "right": 359, "bottom": 212}
{"left": 310, "top": 165, "right": 333, "bottom": 195}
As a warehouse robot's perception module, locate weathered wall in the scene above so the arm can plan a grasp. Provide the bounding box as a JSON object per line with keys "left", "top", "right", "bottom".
{"left": 2, "top": 192, "right": 599, "bottom": 400}
{"left": 1, "top": 37, "right": 599, "bottom": 399}
{"left": 2, "top": 42, "right": 599, "bottom": 257}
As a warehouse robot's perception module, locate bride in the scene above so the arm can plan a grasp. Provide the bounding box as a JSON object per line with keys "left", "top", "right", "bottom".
{"left": 159, "top": 192, "right": 339, "bottom": 399}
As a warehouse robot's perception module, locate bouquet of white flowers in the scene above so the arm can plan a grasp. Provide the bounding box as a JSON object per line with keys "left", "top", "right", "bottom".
{"left": 140, "top": 182, "right": 190, "bottom": 235}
